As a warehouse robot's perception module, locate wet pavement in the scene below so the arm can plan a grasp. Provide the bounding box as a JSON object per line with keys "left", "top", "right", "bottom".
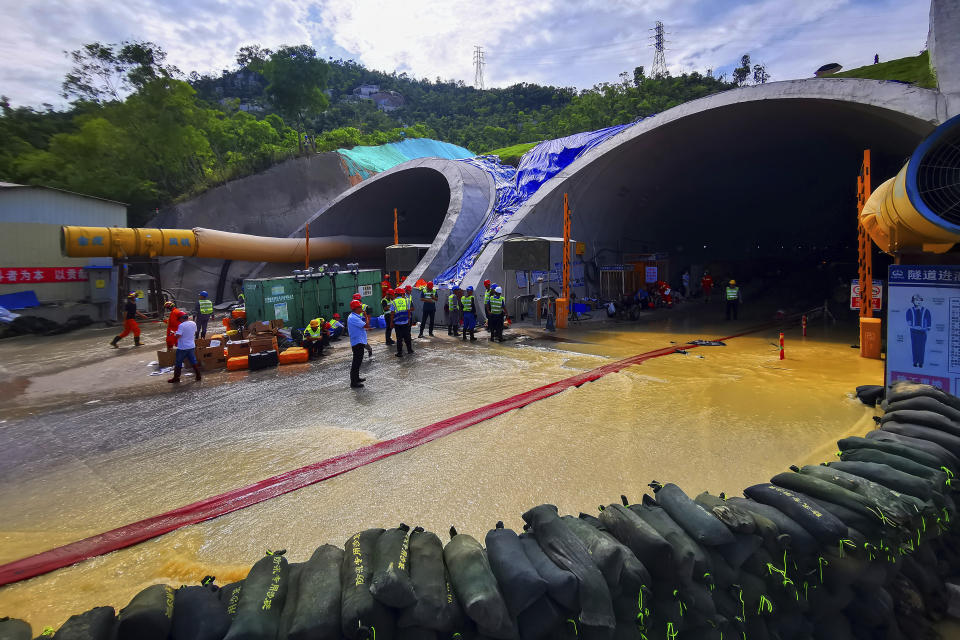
{"left": 0, "top": 299, "right": 883, "bottom": 630}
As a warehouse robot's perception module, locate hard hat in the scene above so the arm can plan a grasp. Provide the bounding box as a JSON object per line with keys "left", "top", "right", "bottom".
{"left": 178, "top": 311, "right": 188, "bottom": 319}
{"left": 484, "top": 279, "right": 491, "bottom": 287}
{"left": 405, "top": 285, "right": 412, "bottom": 292}
{"left": 333, "top": 313, "right": 340, "bottom": 319}
{"left": 453, "top": 285, "right": 461, "bottom": 290}
{"left": 164, "top": 301, "right": 175, "bottom": 309}
{"left": 350, "top": 300, "right": 362, "bottom": 309}
{"left": 127, "top": 292, "right": 136, "bottom": 298}
{"left": 467, "top": 285, "right": 474, "bottom": 291}
{"left": 426, "top": 281, "right": 433, "bottom": 289}
{"left": 386, "top": 288, "right": 394, "bottom": 296}
{"left": 310, "top": 319, "right": 319, "bottom": 327}
{"left": 729, "top": 280, "right": 736, "bottom": 285}
{"left": 200, "top": 291, "right": 208, "bottom": 297}
{"left": 353, "top": 293, "right": 362, "bottom": 300}
{"left": 495, "top": 286, "right": 503, "bottom": 293}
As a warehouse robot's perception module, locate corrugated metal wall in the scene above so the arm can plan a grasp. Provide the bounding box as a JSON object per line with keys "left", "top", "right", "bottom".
{"left": 0, "top": 188, "right": 126, "bottom": 227}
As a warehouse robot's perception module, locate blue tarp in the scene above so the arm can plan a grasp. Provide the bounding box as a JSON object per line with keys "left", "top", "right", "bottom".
{"left": 434, "top": 122, "right": 639, "bottom": 285}
{"left": 338, "top": 138, "right": 475, "bottom": 180}
{"left": 0, "top": 290, "right": 40, "bottom": 310}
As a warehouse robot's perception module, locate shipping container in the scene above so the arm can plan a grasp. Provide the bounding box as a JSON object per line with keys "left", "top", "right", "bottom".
{"left": 243, "top": 269, "right": 382, "bottom": 329}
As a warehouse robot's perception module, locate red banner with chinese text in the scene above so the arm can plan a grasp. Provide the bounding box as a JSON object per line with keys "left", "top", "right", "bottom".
{"left": 0, "top": 267, "right": 89, "bottom": 284}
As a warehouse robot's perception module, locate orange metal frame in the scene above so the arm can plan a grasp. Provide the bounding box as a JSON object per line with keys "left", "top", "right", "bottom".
{"left": 857, "top": 150, "right": 873, "bottom": 318}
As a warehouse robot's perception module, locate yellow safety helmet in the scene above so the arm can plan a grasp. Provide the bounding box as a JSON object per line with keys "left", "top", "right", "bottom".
{"left": 729, "top": 280, "right": 736, "bottom": 285}
{"left": 309, "top": 318, "right": 320, "bottom": 328}
{"left": 164, "top": 301, "right": 175, "bottom": 309}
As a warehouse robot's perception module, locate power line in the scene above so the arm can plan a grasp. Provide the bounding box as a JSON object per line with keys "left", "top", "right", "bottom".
{"left": 650, "top": 20, "right": 668, "bottom": 78}
{"left": 473, "top": 45, "right": 486, "bottom": 90}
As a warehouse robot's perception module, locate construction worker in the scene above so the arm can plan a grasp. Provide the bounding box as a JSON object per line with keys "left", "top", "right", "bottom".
{"left": 194, "top": 291, "right": 214, "bottom": 339}
{"left": 164, "top": 300, "right": 181, "bottom": 350}
{"left": 111, "top": 292, "right": 146, "bottom": 348}
{"left": 725, "top": 279, "right": 742, "bottom": 320}
{"left": 348, "top": 300, "right": 368, "bottom": 388}
{"left": 168, "top": 311, "right": 202, "bottom": 383}
{"left": 419, "top": 281, "right": 438, "bottom": 337}
{"left": 404, "top": 285, "right": 415, "bottom": 326}
{"left": 329, "top": 313, "right": 345, "bottom": 340}
{"left": 381, "top": 288, "right": 395, "bottom": 346}
{"left": 447, "top": 286, "right": 462, "bottom": 336}
{"left": 391, "top": 287, "right": 414, "bottom": 357}
{"left": 353, "top": 293, "right": 374, "bottom": 358}
{"left": 488, "top": 286, "right": 505, "bottom": 342}
{"left": 701, "top": 271, "right": 714, "bottom": 302}
{"left": 461, "top": 285, "right": 478, "bottom": 341}
{"left": 303, "top": 318, "right": 325, "bottom": 359}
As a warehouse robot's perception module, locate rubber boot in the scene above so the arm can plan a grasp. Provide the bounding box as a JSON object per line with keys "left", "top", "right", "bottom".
{"left": 192, "top": 363, "right": 202, "bottom": 382}
{"left": 134, "top": 335, "right": 142, "bottom": 347}
{"left": 110, "top": 336, "right": 121, "bottom": 349}
{"left": 470, "top": 330, "right": 476, "bottom": 341}
{"left": 462, "top": 331, "right": 466, "bottom": 341}
{"left": 168, "top": 365, "right": 182, "bottom": 383}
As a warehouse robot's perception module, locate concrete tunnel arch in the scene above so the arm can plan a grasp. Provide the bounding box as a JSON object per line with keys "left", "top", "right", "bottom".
{"left": 454, "top": 78, "right": 944, "bottom": 302}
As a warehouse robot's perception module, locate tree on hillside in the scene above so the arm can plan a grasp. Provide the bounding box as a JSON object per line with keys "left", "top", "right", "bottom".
{"left": 752, "top": 63, "right": 770, "bottom": 85}
{"left": 61, "top": 41, "right": 180, "bottom": 102}
{"left": 252, "top": 45, "right": 329, "bottom": 152}
{"left": 732, "top": 54, "right": 751, "bottom": 87}
{"left": 236, "top": 44, "right": 273, "bottom": 70}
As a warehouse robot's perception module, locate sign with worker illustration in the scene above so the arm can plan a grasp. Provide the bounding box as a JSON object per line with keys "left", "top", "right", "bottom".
{"left": 849, "top": 278, "right": 883, "bottom": 310}
{"left": 886, "top": 265, "right": 960, "bottom": 393}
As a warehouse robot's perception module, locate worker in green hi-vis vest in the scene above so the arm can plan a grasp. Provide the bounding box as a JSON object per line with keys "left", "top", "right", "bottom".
{"left": 724, "top": 280, "right": 742, "bottom": 321}
{"left": 194, "top": 290, "right": 214, "bottom": 339}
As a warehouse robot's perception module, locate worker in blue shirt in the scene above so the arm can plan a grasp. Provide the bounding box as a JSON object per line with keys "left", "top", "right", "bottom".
{"left": 348, "top": 300, "right": 368, "bottom": 388}
{"left": 906, "top": 294, "right": 933, "bottom": 367}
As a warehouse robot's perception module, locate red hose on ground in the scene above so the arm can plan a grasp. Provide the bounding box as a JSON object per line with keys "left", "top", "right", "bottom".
{"left": 0, "top": 323, "right": 776, "bottom": 586}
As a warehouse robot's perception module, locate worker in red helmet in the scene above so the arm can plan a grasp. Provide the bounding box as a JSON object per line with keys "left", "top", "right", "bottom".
{"left": 163, "top": 300, "right": 181, "bottom": 350}
{"left": 391, "top": 284, "right": 414, "bottom": 357}
{"left": 353, "top": 292, "right": 373, "bottom": 357}
{"left": 169, "top": 311, "right": 202, "bottom": 383}
{"left": 381, "top": 288, "right": 396, "bottom": 346}
{"left": 418, "top": 281, "right": 438, "bottom": 337}
{"left": 329, "top": 312, "right": 345, "bottom": 339}
{"left": 348, "top": 299, "right": 369, "bottom": 388}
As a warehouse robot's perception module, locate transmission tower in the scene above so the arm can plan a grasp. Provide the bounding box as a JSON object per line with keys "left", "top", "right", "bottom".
{"left": 650, "top": 21, "right": 668, "bottom": 78}
{"left": 473, "top": 45, "right": 486, "bottom": 90}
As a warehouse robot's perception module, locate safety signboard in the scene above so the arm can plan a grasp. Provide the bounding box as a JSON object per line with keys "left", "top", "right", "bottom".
{"left": 886, "top": 265, "right": 960, "bottom": 393}
{"left": 849, "top": 279, "right": 883, "bottom": 310}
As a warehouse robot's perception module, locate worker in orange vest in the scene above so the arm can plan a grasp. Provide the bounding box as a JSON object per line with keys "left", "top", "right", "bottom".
{"left": 164, "top": 300, "right": 181, "bottom": 349}
{"left": 701, "top": 271, "right": 714, "bottom": 302}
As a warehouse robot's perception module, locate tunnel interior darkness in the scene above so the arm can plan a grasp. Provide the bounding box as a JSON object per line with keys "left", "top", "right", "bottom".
{"left": 553, "top": 99, "right": 935, "bottom": 285}
{"left": 307, "top": 167, "right": 452, "bottom": 246}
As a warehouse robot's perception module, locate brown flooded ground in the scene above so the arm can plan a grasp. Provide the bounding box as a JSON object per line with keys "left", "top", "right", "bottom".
{"left": 0, "top": 302, "right": 883, "bottom": 631}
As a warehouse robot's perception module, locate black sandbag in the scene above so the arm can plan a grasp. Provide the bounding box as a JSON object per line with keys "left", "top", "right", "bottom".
{"left": 800, "top": 463, "right": 928, "bottom": 521}
{"left": 396, "top": 628, "right": 437, "bottom": 640}
{"left": 839, "top": 434, "right": 951, "bottom": 472}
{"left": 715, "top": 531, "right": 763, "bottom": 571}
{"left": 516, "top": 595, "right": 563, "bottom": 640}
{"left": 839, "top": 448, "right": 949, "bottom": 486}
{"left": 224, "top": 551, "right": 290, "bottom": 640}
{"left": 278, "top": 563, "right": 303, "bottom": 640}
{"left": 626, "top": 498, "right": 704, "bottom": 582}
{"left": 171, "top": 584, "right": 231, "bottom": 640}
{"left": 725, "top": 498, "right": 812, "bottom": 554}
{"left": 598, "top": 502, "right": 674, "bottom": 581}
{"left": 521, "top": 504, "right": 615, "bottom": 630}
{"left": 578, "top": 512, "right": 604, "bottom": 529}
{"left": 562, "top": 515, "right": 650, "bottom": 595}
{"left": 518, "top": 533, "right": 579, "bottom": 612}
{"left": 885, "top": 394, "right": 960, "bottom": 423}
{"left": 855, "top": 384, "right": 885, "bottom": 406}
{"left": 248, "top": 349, "right": 279, "bottom": 371}
{"left": 694, "top": 492, "right": 756, "bottom": 534}
{"left": 704, "top": 548, "right": 739, "bottom": 588}
{"left": 398, "top": 529, "right": 456, "bottom": 632}
{"left": 117, "top": 583, "right": 175, "bottom": 640}
{"left": 863, "top": 430, "right": 960, "bottom": 471}
{"left": 652, "top": 483, "right": 735, "bottom": 546}
{"left": 218, "top": 582, "right": 243, "bottom": 618}
{"left": 882, "top": 409, "right": 960, "bottom": 438}
{"left": 827, "top": 460, "right": 941, "bottom": 502}
{"left": 0, "top": 619, "right": 30, "bottom": 640}
{"left": 769, "top": 472, "right": 883, "bottom": 525}
{"left": 286, "top": 544, "right": 342, "bottom": 640}
{"left": 881, "top": 421, "right": 960, "bottom": 459}
{"left": 884, "top": 381, "right": 960, "bottom": 411}
{"left": 370, "top": 524, "right": 416, "bottom": 608}
{"left": 485, "top": 523, "right": 548, "bottom": 616}
{"left": 52, "top": 607, "right": 116, "bottom": 640}
{"left": 741, "top": 485, "right": 847, "bottom": 544}
{"left": 812, "top": 611, "right": 852, "bottom": 640}
{"left": 443, "top": 529, "right": 517, "bottom": 639}
{"left": 806, "top": 498, "right": 878, "bottom": 540}
{"left": 340, "top": 529, "right": 394, "bottom": 640}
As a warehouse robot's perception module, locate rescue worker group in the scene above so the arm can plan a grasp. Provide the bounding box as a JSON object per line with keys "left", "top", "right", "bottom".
{"left": 109, "top": 281, "right": 510, "bottom": 390}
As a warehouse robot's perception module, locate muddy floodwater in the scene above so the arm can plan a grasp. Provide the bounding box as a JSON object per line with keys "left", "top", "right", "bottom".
{"left": 0, "top": 307, "right": 882, "bottom": 630}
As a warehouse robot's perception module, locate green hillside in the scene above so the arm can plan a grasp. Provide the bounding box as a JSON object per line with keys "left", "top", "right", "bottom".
{"left": 483, "top": 141, "right": 540, "bottom": 165}
{"left": 833, "top": 51, "right": 937, "bottom": 89}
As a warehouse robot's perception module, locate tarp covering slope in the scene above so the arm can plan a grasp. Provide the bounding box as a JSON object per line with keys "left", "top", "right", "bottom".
{"left": 338, "top": 138, "right": 475, "bottom": 180}
{"left": 434, "top": 122, "right": 639, "bottom": 285}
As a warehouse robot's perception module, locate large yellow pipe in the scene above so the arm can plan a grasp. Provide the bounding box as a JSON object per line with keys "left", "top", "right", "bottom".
{"left": 61, "top": 226, "right": 392, "bottom": 262}
{"left": 861, "top": 114, "right": 960, "bottom": 254}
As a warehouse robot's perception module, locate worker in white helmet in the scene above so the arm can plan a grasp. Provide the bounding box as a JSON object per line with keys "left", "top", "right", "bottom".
{"left": 488, "top": 285, "right": 506, "bottom": 342}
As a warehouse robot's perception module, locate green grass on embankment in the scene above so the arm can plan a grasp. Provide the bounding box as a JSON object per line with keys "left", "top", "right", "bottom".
{"left": 833, "top": 51, "right": 937, "bottom": 89}
{"left": 483, "top": 141, "right": 540, "bottom": 166}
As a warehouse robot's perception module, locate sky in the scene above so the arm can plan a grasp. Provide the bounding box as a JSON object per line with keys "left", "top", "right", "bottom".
{"left": 0, "top": 0, "right": 932, "bottom": 108}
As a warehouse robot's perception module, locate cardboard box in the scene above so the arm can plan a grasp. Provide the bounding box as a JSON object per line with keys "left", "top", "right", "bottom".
{"left": 249, "top": 336, "right": 278, "bottom": 353}
{"left": 227, "top": 340, "right": 251, "bottom": 358}
{"left": 200, "top": 348, "right": 227, "bottom": 370}
{"left": 157, "top": 349, "right": 176, "bottom": 368}
{"left": 248, "top": 320, "right": 272, "bottom": 334}
{"left": 270, "top": 319, "right": 285, "bottom": 330}
{"left": 195, "top": 338, "right": 211, "bottom": 349}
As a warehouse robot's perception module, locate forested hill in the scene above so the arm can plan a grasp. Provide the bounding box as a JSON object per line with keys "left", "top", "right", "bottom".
{"left": 1, "top": 41, "right": 735, "bottom": 225}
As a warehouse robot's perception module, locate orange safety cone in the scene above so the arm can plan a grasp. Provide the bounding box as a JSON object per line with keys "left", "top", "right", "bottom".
{"left": 779, "top": 332, "right": 785, "bottom": 360}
